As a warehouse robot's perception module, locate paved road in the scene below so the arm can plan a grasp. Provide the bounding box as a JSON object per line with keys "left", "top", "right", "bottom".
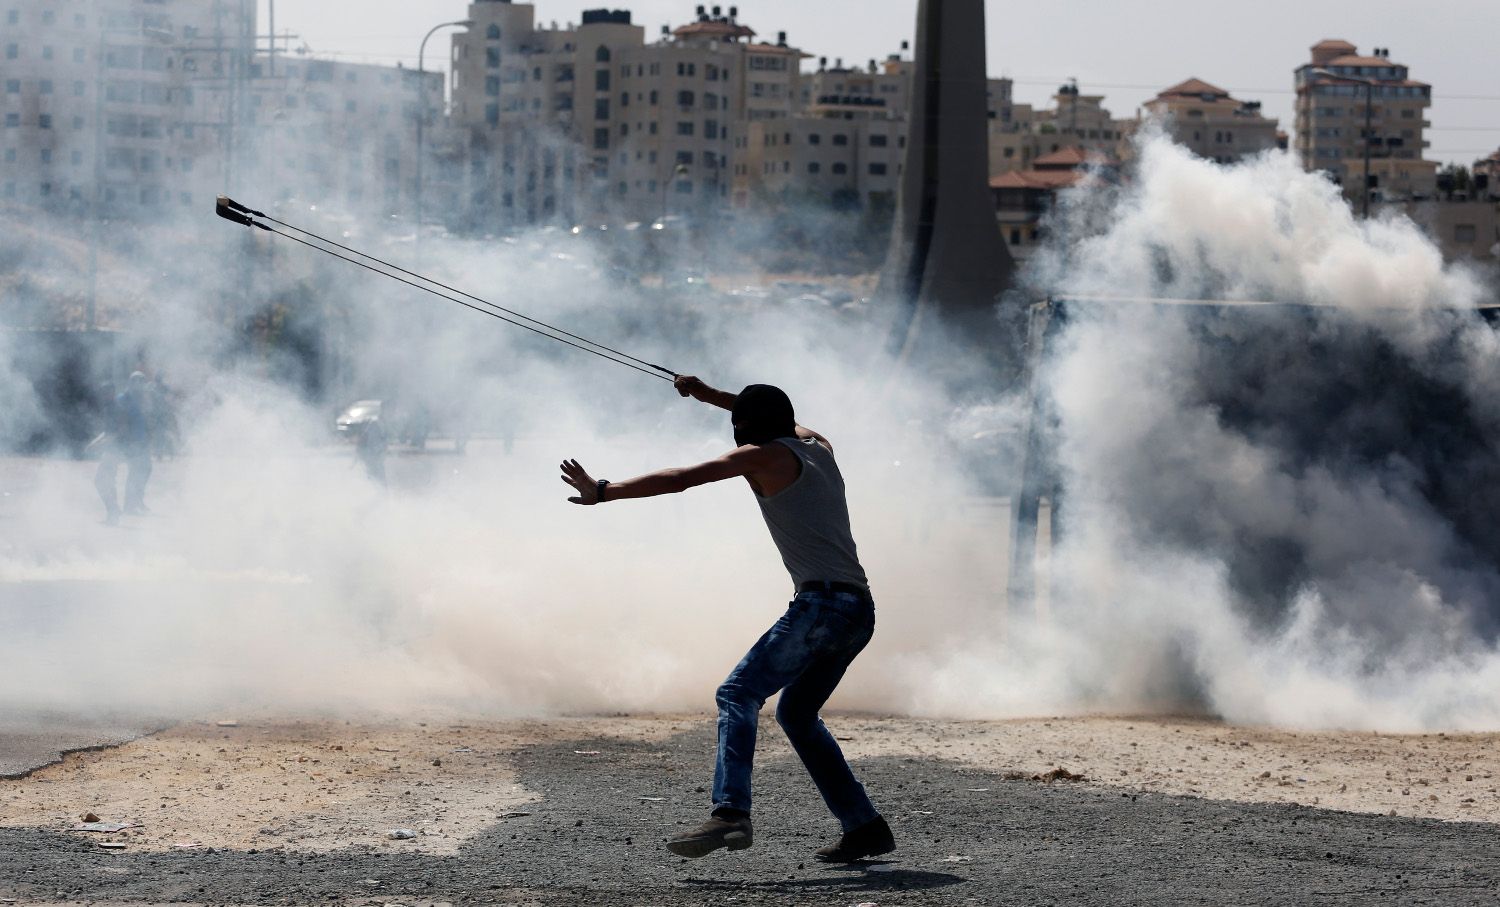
{"left": 1, "top": 722, "right": 1496, "bottom": 905}
{"left": 0, "top": 711, "right": 160, "bottom": 780}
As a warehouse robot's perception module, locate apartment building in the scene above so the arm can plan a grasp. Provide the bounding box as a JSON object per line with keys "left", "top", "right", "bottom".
{"left": 1132, "top": 78, "right": 1279, "bottom": 163}
{"left": 241, "top": 56, "right": 445, "bottom": 217}
{"left": 450, "top": 1, "right": 807, "bottom": 227}
{"left": 0, "top": 0, "right": 435, "bottom": 226}
{"left": 988, "top": 82, "right": 1124, "bottom": 177}
{"left": 1294, "top": 39, "right": 1436, "bottom": 202}
{"left": 0, "top": 0, "right": 255, "bottom": 214}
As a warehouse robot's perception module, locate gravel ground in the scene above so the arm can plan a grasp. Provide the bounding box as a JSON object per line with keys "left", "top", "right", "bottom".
{"left": 2, "top": 719, "right": 1499, "bottom": 906}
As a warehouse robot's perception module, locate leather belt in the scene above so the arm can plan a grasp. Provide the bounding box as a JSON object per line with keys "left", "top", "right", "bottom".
{"left": 796, "top": 580, "right": 870, "bottom": 597}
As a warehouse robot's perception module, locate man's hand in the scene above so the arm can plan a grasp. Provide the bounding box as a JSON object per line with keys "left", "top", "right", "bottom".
{"left": 674, "top": 374, "right": 710, "bottom": 400}
{"left": 674, "top": 375, "right": 737, "bottom": 411}
{"left": 559, "top": 459, "right": 601, "bottom": 505}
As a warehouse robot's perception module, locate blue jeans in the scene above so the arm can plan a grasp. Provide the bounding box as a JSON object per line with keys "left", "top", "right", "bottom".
{"left": 712, "top": 589, "right": 879, "bottom": 831}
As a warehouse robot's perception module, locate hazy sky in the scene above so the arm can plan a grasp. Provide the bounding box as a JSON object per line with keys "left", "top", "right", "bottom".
{"left": 265, "top": 0, "right": 1499, "bottom": 166}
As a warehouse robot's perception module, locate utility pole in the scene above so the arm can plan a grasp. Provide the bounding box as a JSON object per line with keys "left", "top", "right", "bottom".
{"left": 416, "top": 19, "right": 473, "bottom": 269}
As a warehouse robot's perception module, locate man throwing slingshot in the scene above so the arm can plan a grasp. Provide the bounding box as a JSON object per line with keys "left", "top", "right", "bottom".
{"left": 559, "top": 375, "right": 894, "bottom": 863}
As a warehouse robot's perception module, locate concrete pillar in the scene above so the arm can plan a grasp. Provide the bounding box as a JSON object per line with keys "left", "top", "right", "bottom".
{"left": 879, "top": 0, "right": 1018, "bottom": 375}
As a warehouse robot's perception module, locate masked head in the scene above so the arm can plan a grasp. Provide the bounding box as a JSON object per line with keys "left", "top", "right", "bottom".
{"left": 731, "top": 384, "right": 796, "bottom": 447}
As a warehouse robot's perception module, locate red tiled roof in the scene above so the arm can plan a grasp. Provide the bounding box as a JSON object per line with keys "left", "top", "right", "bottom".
{"left": 672, "top": 21, "right": 756, "bottom": 39}
{"left": 1158, "top": 77, "right": 1231, "bottom": 99}
{"left": 989, "top": 169, "right": 1086, "bottom": 190}
{"left": 1325, "top": 54, "right": 1404, "bottom": 67}
{"left": 1308, "top": 75, "right": 1431, "bottom": 88}
{"left": 1311, "top": 39, "right": 1357, "bottom": 53}
{"left": 1032, "top": 147, "right": 1116, "bottom": 169}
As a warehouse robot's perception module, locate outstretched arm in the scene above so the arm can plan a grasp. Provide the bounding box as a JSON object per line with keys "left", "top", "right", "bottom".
{"left": 559, "top": 446, "right": 774, "bottom": 505}
{"left": 674, "top": 375, "right": 737, "bottom": 411}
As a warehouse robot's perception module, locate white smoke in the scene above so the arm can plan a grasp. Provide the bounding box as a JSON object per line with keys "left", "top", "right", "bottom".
{"left": 894, "top": 134, "right": 1500, "bottom": 732}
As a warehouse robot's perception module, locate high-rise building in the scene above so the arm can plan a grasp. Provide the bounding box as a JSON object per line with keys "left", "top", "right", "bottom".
{"left": 450, "top": 2, "right": 808, "bottom": 228}
{"left": 1133, "top": 78, "right": 1279, "bottom": 164}
{"left": 1294, "top": 40, "right": 1436, "bottom": 203}
{"left": 0, "top": 0, "right": 256, "bottom": 214}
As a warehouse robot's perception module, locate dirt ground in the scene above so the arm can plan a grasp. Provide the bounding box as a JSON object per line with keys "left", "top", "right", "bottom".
{"left": 2, "top": 711, "right": 1496, "bottom": 859}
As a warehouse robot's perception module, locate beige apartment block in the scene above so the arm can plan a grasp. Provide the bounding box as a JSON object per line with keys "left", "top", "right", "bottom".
{"left": 0, "top": 0, "right": 256, "bottom": 215}
{"left": 1294, "top": 39, "right": 1435, "bottom": 203}
{"left": 451, "top": 2, "right": 807, "bottom": 227}
{"left": 1127, "top": 78, "right": 1278, "bottom": 163}
{"left": 988, "top": 83, "right": 1123, "bottom": 178}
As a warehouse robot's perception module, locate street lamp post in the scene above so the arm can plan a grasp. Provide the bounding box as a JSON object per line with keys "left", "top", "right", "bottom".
{"left": 1312, "top": 67, "right": 1376, "bottom": 219}
{"left": 415, "top": 19, "right": 473, "bottom": 265}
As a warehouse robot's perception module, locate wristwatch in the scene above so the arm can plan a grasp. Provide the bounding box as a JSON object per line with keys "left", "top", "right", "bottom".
{"left": 596, "top": 479, "right": 609, "bottom": 503}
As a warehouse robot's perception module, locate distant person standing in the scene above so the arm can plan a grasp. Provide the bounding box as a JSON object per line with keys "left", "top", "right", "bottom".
{"left": 355, "top": 416, "right": 388, "bottom": 486}
{"left": 92, "top": 372, "right": 154, "bottom": 524}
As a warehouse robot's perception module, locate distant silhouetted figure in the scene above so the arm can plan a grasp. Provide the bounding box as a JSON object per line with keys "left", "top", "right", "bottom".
{"left": 356, "top": 417, "right": 387, "bottom": 486}
{"left": 150, "top": 373, "right": 180, "bottom": 460}
{"left": 92, "top": 372, "right": 154, "bottom": 524}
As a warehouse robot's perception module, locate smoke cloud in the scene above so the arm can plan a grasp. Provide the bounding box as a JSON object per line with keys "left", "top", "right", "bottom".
{"left": 5, "top": 124, "right": 1499, "bottom": 735}
{"left": 900, "top": 134, "right": 1500, "bottom": 731}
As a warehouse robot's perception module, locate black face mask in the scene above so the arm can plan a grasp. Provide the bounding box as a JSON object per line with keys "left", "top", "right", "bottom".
{"left": 732, "top": 384, "right": 796, "bottom": 446}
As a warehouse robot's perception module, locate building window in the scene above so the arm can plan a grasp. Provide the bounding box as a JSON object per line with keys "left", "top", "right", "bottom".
{"left": 595, "top": 98, "right": 609, "bottom": 119}
{"left": 677, "top": 90, "right": 694, "bottom": 107}
{"left": 596, "top": 45, "right": 611, "bottom": 62}
{"left": 38, "top": 114, "right": 51, "bottom": 128}
{"left": 649, "top": 90, "right": 658, "bottom": 105}
{"left": 619, "top": 123, "right": 628, "bottom": 136}
{"left": 3, "top": 113, "right": 17, "bottom": 127}
{"left": 39, "top": 148, "right": 50, "bottom": 164}
{"left": 832, "top": 134, "right": 848, "bottom": 146}
{"left": 808, "top": 133, "right": 820, "bottom": 145}
{"left": 486, "top": 24, "right": 501, "bottom": 40}
{"left": 832, "top": 162, "right": 847, "bottom": 174}
{"left": 5, "top": 44, "right": 16, "bottom": 60}
{"left": 704, "top": 119, "right": 718, "bottom": 139}
{"left": 486, "top": 75, "right": 500, "bottom": 97}
{"left": 676, "top": 180, "right": 693, "bottom": 193}
{"left": 556, "top": 95, "right": 573, "bottom": 111}
{"left": 4, "top": 79, "right": 15, "bottom": 93}
{"left": 676, "top": 121, "right": 694, "bottom": 136}
{"left": 1455, "top": 224, "right": 1477, "bottom": 243}
{"left": 486, "top": 47, "right": 500, "bottom": 68}
{"left": 648, "top": 121, "right": 658, "bottom": 135}
{"left": 485, "top": 103, "right": 499, "bottom": 124}
{"left": 870, "top": 134, "right": 887, "bottom": 147}
{"left": 808, "top": 162, "right": 820, "bottom": 174}
{"left": 620, "top": 91, "right": 629, "bottom": 107}
{"left": 869, "top": 163, "right": 887, "bottom": 175}
{"left": 593, "top": 127, "right": 609, "bottom": 149}
{"left": 595, "top": 69, "right": 609, "bottom": 91}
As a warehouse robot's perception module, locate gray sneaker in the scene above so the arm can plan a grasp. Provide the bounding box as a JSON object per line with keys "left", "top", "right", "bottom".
{"left": 665, "top": 813, "right": 753, "bottom": 858}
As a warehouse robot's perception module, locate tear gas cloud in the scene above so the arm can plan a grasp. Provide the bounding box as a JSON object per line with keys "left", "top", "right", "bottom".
{"left": 4, "top": 130, "right": 1500, "bottom": 733}
{"left": 904, "top": 133, "right": 1500, "bottom": 732}
{"left": 0, "top": 188, "right": 1004, "bottom": 720}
